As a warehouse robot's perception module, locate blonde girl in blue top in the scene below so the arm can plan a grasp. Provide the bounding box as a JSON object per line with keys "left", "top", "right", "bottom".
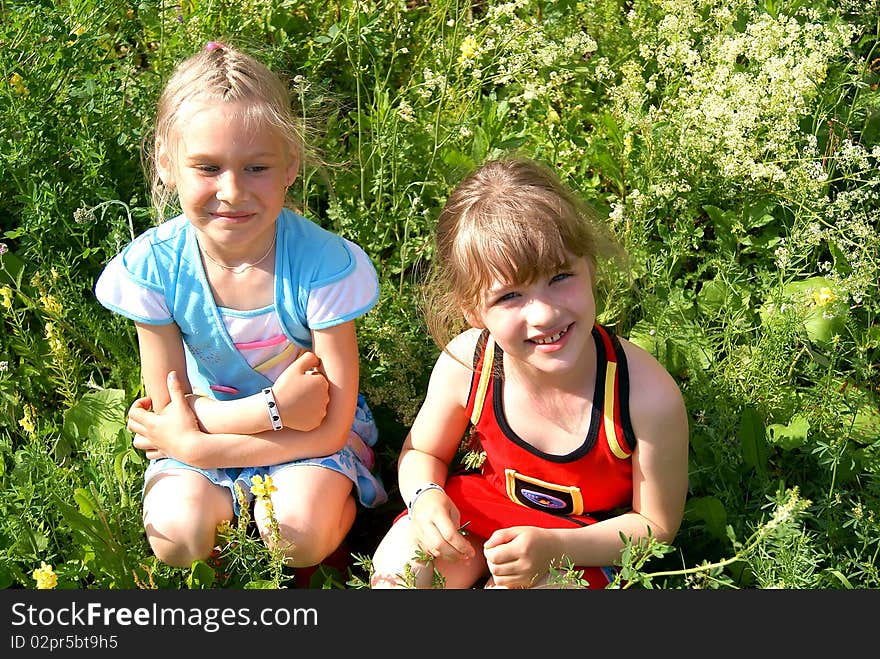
{"left": 95, "top": 42, "right": 386, "bottom": 569}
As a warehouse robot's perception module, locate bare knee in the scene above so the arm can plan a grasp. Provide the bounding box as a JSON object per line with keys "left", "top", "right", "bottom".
{"left": 266, "top": 525, "right": 333, "bottom": 567}
{"left": 142, "top": 474, "right": 231, "bottom": 568}
{"left": 145, "top": 513, "right": 217, "bottom": 568}
{"left": 262, "top": 500, "right": 355, "bottom": 567}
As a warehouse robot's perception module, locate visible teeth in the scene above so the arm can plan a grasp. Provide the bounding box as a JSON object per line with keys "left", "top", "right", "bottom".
{"left": 533, "top": 328, "right": 566, "bottom": 344}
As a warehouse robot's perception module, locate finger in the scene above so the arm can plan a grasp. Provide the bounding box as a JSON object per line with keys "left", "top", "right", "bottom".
{"left": 128, "top": 396, "right": 153, "bottom": 414}
{"left": 127, "top": 416, "right": 144, "bottom": 435}
{"left": 484, "top": 526, "right": 520, "bottom": 550}
{"left": 441, "top": 521, "right": 475, "bottom": 558}
{"left": 166, "top": 370, "right": 186, "bottom": 402}
{"left": 295, "top": 351, "right": 321, "bottom": 372}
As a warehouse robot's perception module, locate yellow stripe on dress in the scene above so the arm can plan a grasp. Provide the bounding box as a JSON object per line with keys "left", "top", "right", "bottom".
{"left": 603, "top": 361, "right": 630, "bottom": 459}
{"left": 254, "top": 342, "right": 299, "bottom": 374}
{"left": 470, "top": 338, "right": 495, "bottom": 425}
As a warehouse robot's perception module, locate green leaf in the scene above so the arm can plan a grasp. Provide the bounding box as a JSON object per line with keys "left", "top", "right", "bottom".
{"left": 73, "top": 487, "right": 98, "bottom": 518}
{"left": 739, "top": 406, "right": 769, "bottom": 476}
{"left": 824, "top": 569, "right": 853, "bottom": 589}
{"left": 766, "top": 414, "right": 809, "bottom": 450}
{"left": 243, "top": 579, "right": 277, "bottom": 589}
{"left": 850, "top": 403, "right": 880, "bottom": 445}
{"left": 62, "top": 389, "right": 127, "bottom": 446}
{"left": 684, "top": 496, "right": 728, "bottom": 541}
{"left": 187, "top": 561, "right": 216, "bottom": 589}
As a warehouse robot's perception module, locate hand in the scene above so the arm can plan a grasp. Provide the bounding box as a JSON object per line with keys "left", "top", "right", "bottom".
{"left": 271, "top": 351, "right": 329, "bottom": 431}
{"left": 128, "top": 371, "right": 201, "bottom": 463}
{"left": 409, "top": 488, "right": 475, "bottom": 563}
{"left": 483, "top": 526, "right": 558, "bottom": 589}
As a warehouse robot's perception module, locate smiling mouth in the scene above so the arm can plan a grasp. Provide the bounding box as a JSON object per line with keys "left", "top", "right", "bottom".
{"left": 530, "top": 324, "right": 571, "bottom": 345}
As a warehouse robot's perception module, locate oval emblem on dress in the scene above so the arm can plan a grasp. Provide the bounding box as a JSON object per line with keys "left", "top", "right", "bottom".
{"left": 521, "top": 488, "right": 566, "bottom": 509}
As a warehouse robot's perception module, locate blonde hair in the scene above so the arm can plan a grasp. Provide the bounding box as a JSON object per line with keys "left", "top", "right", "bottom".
{"left": 145, "top": 43, "right": 315, "bottom": 221}
{"left": 424, "top": 156, "right": 616, "bottom": 349}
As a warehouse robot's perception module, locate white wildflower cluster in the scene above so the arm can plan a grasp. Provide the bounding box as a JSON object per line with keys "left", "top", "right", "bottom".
{"left": 415, "top": 67, "right": 447, "bottom": 100}
{"left": 835, "top": 139, "right": 872, "bottom": 173}
{"left": 802, "top": 160, "right": 828, "bottom": 184}
{"left": 774, "top": 241, "right": 791, "bottom": 270}
{"left": 593, "top": 56, "right": 615, "bottom": 82}
{"left": 764, "top": 487, "right": 810, "bottom": 535}
{"left": 607, "top": 188, "right": 652, "bottom": 234}
{"left": 442, "top": 6, "right": 597, "bottom": 109}
{"left": 608, "top": 61, "right": 649, "bottom": 125}
{"left": 613, "top": 1, "right": 855, "bottom": 203}
{"left": 397, "top": 98, "right": 415, "bottom": 123}
{"left": 485, "top": 0, "right": 529, "bottom": 22}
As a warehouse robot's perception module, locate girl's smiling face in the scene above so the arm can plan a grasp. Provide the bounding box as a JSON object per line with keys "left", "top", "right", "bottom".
{"left": 474, "top": 255, "right": 597, "bottom": 375}
{"left": 158, "top": 100, "right": 298, "bottom": 257}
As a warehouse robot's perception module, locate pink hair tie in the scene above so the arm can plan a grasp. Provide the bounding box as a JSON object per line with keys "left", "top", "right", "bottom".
{"left": 205, "top": 41, "right": 226, "bottom": 52}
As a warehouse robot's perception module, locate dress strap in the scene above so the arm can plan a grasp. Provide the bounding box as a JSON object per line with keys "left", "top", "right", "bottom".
{"left": 470, "top": 332, "right": 496, "bottom": 426}
{"left": 594, "top": 325, "right": 636, "bottom": 458}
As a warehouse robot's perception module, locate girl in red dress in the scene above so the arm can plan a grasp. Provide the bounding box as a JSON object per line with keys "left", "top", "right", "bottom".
{"left": 371, "top": 156, "right": 689, "bottom": 588}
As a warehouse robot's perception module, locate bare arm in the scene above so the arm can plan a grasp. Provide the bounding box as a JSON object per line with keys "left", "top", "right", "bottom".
{"left": 130, "top": 321, "right": 327, "bottom": 433}
{"left": 129, "top": 321, "right": 360, "bottom": 469}
{"left": 189, "top": 350, "right": 329, "bottom": 434}
{"left": 396, "top": 329, "right": 481, "bottom": 561}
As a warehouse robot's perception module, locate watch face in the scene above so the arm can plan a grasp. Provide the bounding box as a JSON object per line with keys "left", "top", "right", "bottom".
{"left": 504, "top": 469, "right": 584, "bottom": 516}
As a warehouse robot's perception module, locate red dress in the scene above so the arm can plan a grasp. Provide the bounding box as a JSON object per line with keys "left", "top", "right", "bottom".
{"left": 444, "top": 324, "right": 636, "bottom": 588}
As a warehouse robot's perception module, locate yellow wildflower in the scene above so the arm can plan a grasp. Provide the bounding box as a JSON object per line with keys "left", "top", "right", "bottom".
{"left": 10, "top": 72, "right": 28, "bottom": 96}
{"left": 45, "top": 322, "right": 66, "bottom": 356}
{"left": 40, "top": 293, "right": 63, "bottom": 316}
{"left": 0, "top": 285, "right": 13, "bottom": 310}
{"left": 811, "top": 287, "right": 835, "bottom": 307}
{"left": 33, "top": 562, "right": 58, "bottom": 589}
{"left": 216, "top": 519, "right": 234, "bottom": 536}
{"left": 458, "top": 35, "right": 479, "bottom": 67}
{"left": 19, "top": 403, "right": 36, "bottom": 435}
{"left": 250, "top": 474, "right": 277, "bottom": 499}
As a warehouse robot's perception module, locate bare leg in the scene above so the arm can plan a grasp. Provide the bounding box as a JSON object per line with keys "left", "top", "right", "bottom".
{"left": 254, "top": 464, "right": 355, "bottom": 568}
{"left": 370, "top": 516, "right": 488, "bottom": 588}
{"left": 142, "top": 469, "right": 233, "bottom": 568}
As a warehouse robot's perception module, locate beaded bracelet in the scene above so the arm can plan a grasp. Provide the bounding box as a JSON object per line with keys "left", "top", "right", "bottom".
{"left": 262, "top": 387, "right": 283, "bottom": 431}
{"left": 406, "top": 482, "right": 444, "bottom": 516}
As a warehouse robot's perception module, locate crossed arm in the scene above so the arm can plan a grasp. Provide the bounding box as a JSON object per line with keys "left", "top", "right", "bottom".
{"left": 127, "top": 320, "right": 361, "bottom": 469}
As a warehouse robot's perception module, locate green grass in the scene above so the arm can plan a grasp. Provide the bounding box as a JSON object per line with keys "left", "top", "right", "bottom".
{"left": 1, "top": 0, "right": 878, "bottom": 589}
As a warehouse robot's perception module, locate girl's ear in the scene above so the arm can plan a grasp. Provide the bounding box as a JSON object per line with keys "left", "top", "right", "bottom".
{"left": 462, "top": 306, "right": 484, "bottom": 329}
{"left": 285, "top": 150, "right": 301, "bottom": 188}
{"left": 155, "top": 138, "right": 175, "bottom": 188}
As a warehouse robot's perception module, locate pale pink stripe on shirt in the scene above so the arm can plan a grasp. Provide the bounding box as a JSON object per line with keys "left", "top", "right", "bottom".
{"left": 234, "top": 333, "right": 288, "bottom": 350}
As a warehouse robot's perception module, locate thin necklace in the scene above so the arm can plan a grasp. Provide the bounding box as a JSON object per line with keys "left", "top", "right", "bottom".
{"left": 200, "top": 234, "right": 276, "bottom": 275}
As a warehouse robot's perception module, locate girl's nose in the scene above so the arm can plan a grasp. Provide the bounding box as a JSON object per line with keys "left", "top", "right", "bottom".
{"left": 525, "top": 295, "right": 558, "bottom": 326}
{"left": 216, "top": 171, "right": 245, "bottom": 203}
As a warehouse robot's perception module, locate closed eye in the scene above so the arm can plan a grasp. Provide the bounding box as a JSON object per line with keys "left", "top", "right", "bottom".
{"left": 550, "top": 272, "right": 573, "bottom": 284}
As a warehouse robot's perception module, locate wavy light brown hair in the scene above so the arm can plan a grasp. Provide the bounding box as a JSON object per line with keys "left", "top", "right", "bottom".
{"left": 424, "top": 156, "right": 619, "bottom": 351}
